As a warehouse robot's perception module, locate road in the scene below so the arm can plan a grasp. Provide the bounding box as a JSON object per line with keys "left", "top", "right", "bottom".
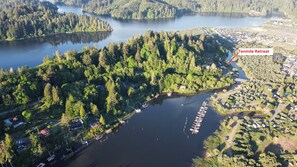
{"left": 0, "top": 100, "right": 41, "bottom": 116}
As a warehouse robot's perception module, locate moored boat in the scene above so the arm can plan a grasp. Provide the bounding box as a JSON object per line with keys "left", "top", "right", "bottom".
{"left": 167, "top": 90, "right": 173, "bottom": 97}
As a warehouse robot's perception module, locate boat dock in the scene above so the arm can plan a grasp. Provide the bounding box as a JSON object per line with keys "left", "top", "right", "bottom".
{"left": 190, "top": 101, "right": 208, "bottom": 134}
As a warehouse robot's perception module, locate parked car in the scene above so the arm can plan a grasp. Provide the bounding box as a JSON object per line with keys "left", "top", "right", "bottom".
{"left": 37, "top": 163, "right": 45, "bottom": 167}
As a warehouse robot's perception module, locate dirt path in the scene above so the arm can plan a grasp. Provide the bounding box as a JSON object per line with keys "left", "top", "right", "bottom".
{"left": 270, "top": 103, "right": 286, "bottom": 121}
{"left": 0, "top": 100, "right": 40, "bottom": 116}
{"left": 225, "top": 120, "right": 241, "bottom": 156}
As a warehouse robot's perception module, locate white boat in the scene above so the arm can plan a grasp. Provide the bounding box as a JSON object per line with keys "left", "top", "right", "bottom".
{"left": 135, "top": 109, "right": 141, "bottom": 113}
{"left": 105, "top": 129, "right": 112, "bottom": 134}
{"left": 167, "top": 91, "right": 173, "bottom": 97}
{"left": 142, "top": 103, "right": 149, "bottom": 108}
{"left": 95, "top": 135, "right": 103, "bottom": 140}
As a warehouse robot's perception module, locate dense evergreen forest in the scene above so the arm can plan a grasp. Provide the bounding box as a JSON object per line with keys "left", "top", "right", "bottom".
{"left": 0, "top": 0, "right": 39, "bottom": 10}
{"left": 0, "top": 31, "right": 233, "bottom": 114}
{"left": 0, "top": 31, "right": 234, "bottom": 166}
{"left": 54, "top": 0, "right": 297, "bottom": 19}
{"left": 0, "top": 1, "right": 112, "bottom": 41}
{"left": 54, "top": 0, "right": 201, "bottom": 19}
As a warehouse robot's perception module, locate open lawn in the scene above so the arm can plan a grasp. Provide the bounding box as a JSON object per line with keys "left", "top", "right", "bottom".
{"left": 275, "top": 136, "right": 297, "bottom": 151}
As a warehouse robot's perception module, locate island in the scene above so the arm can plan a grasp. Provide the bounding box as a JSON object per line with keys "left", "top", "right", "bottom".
{"left": 0, "top": 0, "right": 112, "bottom": 41}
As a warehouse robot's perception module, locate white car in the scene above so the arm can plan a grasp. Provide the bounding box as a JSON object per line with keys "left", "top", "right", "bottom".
{"left": 37, "top": 163, "right": 45, "bottom": 167}
{"left": 82, "top": 141, "right": 88, "bottom": 145}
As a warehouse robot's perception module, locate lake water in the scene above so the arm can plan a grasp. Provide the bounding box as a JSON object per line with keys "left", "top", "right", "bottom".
{"left": 0, "top": 5, "right": 274, "bottom": 69}
{"left": 57, "top": 93, "right": 224, "bottom": 167}
{"left": 1, "top": 4, "right": 252, "bottom": 166}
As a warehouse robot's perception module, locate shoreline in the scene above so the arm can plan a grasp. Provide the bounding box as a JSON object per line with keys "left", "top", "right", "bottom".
{"left": 64, "top": 83, "right": 236, "bottom": 162}
{"left": 56, "top": 2, "right": 284, "bottom": 21}
{"left": 0, "top": 30, "right": 113, "bottom": 43}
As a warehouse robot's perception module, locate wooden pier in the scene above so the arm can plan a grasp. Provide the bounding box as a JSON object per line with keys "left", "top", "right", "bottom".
{"left": 190, "top": 101, "right": 208, "bottom": 134}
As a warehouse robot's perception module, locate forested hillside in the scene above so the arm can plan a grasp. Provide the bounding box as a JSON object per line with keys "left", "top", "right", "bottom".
{"left": 0, "top": 31, "right": 233, "bottom": 114}
{"left": 0, "top": 0, "right": 39, "bottom": 10}
{"left": 55, "top": 0, "right": 201, "bottom": 19}
{"left": 0, "top": 1, "right": 112, "bottom": 41}
{"left": 54, "top": 0, "right": 297, "bottom": 19}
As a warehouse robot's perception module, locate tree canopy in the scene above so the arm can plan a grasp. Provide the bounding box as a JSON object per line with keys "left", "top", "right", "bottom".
{"left": 0, "top": 1, "right": 112, "bottom": 41}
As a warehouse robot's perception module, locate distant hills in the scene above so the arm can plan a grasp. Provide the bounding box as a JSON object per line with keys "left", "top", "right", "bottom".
{"left": 54, "top": 0, "right": 297, "bottom": 20}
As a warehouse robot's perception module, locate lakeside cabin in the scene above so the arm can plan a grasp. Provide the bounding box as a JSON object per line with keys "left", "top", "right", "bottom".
{"left": 4, "top": 115, "right": 26, "bottom": 129}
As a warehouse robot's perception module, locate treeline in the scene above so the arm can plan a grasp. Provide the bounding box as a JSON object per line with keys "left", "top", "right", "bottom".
{"left": 54, "top": 0, "right": 297, "bottom": 19}
{"left": 0, "top": 31, "right": 233, "bottom": 116}
{"left": 0, "top": 1, "right": 112, "bottom": 41}
{"left": 83, "top": 0, "right": 178, "bottom": 19}
{"left": 54, "top": 0, "right": 201, "bottom": 19}
{"left": 0, "top": 0, "right": 39, "bottom": 11}
{"left": 24, "top": 31, "right": 111, "bottom": 46}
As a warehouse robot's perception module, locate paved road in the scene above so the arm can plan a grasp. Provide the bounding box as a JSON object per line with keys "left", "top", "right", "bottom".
{"left": 0, "top": 100, "right": 41, "bottom": 116}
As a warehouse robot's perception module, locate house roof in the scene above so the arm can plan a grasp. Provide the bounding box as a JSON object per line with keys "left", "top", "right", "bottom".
{"left": 40, "top": 129, "right": 50, "bottom": 136}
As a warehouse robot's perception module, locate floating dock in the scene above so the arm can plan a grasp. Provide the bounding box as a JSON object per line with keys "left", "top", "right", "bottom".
{"left": 190, "top": 101, "right": 208, "bottom": 134}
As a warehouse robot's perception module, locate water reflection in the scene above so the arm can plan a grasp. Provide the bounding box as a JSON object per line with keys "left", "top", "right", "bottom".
{"left": 0, "top": 32, "right": 110, "bottom": 69}
{"left": 199, "top": 12, "right": 249, "bottom": 18}
{"left": 0, "top": 32, "right": 111, "bottom": 47}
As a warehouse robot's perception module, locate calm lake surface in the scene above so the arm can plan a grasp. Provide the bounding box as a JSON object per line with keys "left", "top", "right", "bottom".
{"left": 0, "top": 5, "right": 274, "bottom": 69}
{"left": 57, "top": 93, "right": 223, "bottom": 167}
{"left": 1, "top": 4, "right": 252, "bottom": 166}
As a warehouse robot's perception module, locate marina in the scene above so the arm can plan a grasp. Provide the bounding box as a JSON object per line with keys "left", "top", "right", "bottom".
{"left": 190, "top": 101, "right": 208, "bottom": 134}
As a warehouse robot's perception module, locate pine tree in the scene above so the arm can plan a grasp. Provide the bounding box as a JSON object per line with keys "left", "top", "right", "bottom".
{"left": 61, "top": 113, "right": 69, "bottom": 125}
{"left": 52, "top": 86, "right": 60, "bottom": 105}
{"left": 91, "top": 103, "right": 99, "bottom": 117}
{"left": 82, "top": 54, "right": 92, "bottom": 65}
{"left": 105, "top": 79, "right": 118, "bottom": 114}
{"left": 43, "top": 83, "right": 52, "bottom": 107}
{"left": 135, "top": 49, "right": 141, "bottom": 63}
{"left": 80, "top": 105, "right": 86, "bottom": 118}
{"left": 0, "top": 144, "right": 5, "bottom": 167}
{"left": 99, "top": 49, "right": 108, "bottom": 68}
{"left": 29, "top": 133, "right": 42, "bottom": 156}
{"left": 99, "top": 115, "right": 106, "bottom": 125}
{"left": 4, "top": 134, "right": 14, "bottom": 167}
{"left": 65, "top": 95, "right": 75, "bottom": 117}
{"left": 55, "top": 51, "right": 61, "bottom": 63}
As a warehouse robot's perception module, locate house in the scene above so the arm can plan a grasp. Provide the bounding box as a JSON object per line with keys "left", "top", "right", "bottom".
{"left": 179, "top": 85, "right": 187, "bottom": 90}
{"left": 4, "top": 115, "right": 26, "bottom": 128}
{"left": 90, "top": 122, "right": 100, "bottom": 128}
{"left": 69, "top": 119, "right": 83, "bottom": 130}
{"left": 40, "top": 129, "right": 50, "bottom": 137}
{"left": 16, "top": 137, "right": 30, "bottom": 153}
